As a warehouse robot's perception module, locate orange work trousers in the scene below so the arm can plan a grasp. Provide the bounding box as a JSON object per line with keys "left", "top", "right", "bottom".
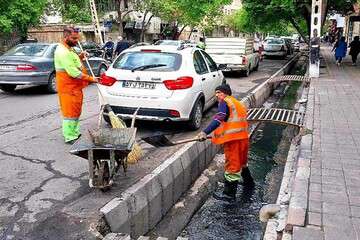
{"left": 224, "top": 138, "right": 249, "bottom": 175}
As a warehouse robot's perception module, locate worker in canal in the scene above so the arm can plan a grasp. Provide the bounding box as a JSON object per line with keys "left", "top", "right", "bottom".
{"left": 54, "top": 27, "right": 98, "bottom": 144}
{"left": 197, "top": 84, "right": 254, "bottom": 201}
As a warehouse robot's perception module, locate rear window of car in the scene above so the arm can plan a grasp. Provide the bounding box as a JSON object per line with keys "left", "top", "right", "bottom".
{"left": 266, "top": 39, "right": 284, "bottom": 44}
{"left": 4, "top": 44, "right": 49, "bottom": 57}
{"left": 113, "top": 51, "right": 182, "bottom": 72}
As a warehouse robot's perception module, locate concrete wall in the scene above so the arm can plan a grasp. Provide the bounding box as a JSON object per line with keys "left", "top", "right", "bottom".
{"left": 100, "top": 53, "right": 300, "bottom": 238}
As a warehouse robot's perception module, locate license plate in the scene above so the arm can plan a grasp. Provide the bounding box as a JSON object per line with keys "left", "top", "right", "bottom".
{"left": 122, "top": 81, "right": 156, "bottom": 89}
{"left": 0, "top": 65, "right": 16, "bottom": 70}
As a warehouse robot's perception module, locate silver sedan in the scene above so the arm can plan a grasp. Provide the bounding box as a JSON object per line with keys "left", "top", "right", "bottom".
{"left": 0, "top": 43, "right": 109, "bottom": 93}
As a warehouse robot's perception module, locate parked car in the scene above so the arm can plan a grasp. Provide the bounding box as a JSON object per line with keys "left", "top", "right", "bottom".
{"left": 263, "top": 38, "right": 288, "bottom": 59}
{"left": 205, "top": 37, "right": 260, "bottom": 77}
{"left": 0, "top": 43, "right": 109, "bottom": 93}
{"left": 98, "top": 45, "right": 225, "bottom": 130}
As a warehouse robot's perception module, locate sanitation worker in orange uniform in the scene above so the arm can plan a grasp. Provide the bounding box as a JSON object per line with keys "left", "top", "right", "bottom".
{"left": 54, "top": 27, "right": 98, "bottom": 144}
{"left": 197, "top": 84, "right": 254, "bottom": 201}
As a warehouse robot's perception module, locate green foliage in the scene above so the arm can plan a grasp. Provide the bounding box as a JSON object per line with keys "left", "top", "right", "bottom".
{"left": 152, "top": 0, "right": 231, "bottom": 28}
{"left": 0, "top": 0, "right": 47, "bottom": 36}
{"left": 51, "top": 0, "right": 92, "bottom": 24}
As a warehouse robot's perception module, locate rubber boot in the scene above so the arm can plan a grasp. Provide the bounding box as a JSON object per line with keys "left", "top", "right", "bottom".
{"left": 213, "top": 180, "right": 238, "bottom": 202}
{"left": 241, "top": 167, "right": 255, "bottom": 187}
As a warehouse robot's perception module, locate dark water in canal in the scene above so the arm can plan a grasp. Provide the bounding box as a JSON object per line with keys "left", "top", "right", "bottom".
{"left": 182, "top": 81, "right": 302, "bottom": 240}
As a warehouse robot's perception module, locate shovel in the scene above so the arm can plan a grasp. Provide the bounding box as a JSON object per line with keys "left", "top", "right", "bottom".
{"left": 142, "top": 134, "right": 212, "bottom": 147}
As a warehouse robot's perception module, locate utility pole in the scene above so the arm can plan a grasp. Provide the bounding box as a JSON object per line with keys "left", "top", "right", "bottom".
{"left": 309, "top": 0, "right": 324, "bottom": 78}
{"left": 89, "top": 0, "right": 104, "bottom": 45}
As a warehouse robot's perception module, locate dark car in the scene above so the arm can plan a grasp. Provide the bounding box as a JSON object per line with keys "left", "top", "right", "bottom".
{"left": 0, "top": 43, "right": 109, "bottom": 93}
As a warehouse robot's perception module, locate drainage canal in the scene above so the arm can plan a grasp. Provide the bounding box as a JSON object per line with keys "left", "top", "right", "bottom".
{"left": 180, "top": 58, "right": 307, "bottom": 240}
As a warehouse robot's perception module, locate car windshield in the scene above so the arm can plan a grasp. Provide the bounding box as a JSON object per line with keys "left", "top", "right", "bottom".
{"left": 4, "top": 44, "right": 49, "bottom": 57}
{"left": 266, "top": 39, "right": 284, "bottom": 44}
{"left": 113, "top": 51, "right": 182, "bottom": 72}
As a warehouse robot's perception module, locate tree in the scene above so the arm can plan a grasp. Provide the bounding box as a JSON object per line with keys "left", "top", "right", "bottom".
{"left": 49, "top": 0, "right": 92, "bottom": 24}
{"left": 0, "top": 0, "right": 47, "bottom": 37}
{"left": 153, "top": 0, "right": 232, "bottom": 39}
{"left": 239, "top": 0, "right": 358, "bottom": 40}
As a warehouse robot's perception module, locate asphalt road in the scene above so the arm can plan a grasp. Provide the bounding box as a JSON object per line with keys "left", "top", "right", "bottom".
{"left": 0, "top": 57, "right": 289, "bottom": 240}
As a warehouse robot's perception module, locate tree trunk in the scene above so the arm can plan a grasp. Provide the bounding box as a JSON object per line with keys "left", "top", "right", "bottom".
{"left": 140, "top": 11, "right": 149, "bottom": 42}
{"left": 172, "top": 22, "right": 179, "bottom": 40}
{"left": 289, "top": 17, "right": 309, "bottom": 42}
{"left": 116, "top": 0, "right": 124, "bottom": 37}
{"left": 141, "top": 14, "right": 154, "bottom": 42}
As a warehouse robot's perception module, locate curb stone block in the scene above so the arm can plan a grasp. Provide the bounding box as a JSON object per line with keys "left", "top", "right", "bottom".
{"left": 153, "top": 164, "right": 174, "bottom": 217}
{"left": 144, "top": 175, "right": 162, "bottom": 229}
{"left": 197, "top": 142, "right": 207, "bottom": 174}
{"left": 180, "top": 152, "right": 192, "bottom": 193}
{"left": 126, "top": 179, "right": 150, "bottom": 238}
{"left": 295, "top": 166, "right": 310, "bottom": 180}
{"left": 170, "top": 157, "right": 184, "bottom": 204}
{"left": 205, "top": 142, "right": 214, "bottom": 166}
{"left": 101, "top": 198, "right": 130, "bottom": 234}
{"left": 189, "top": 144, "right": 200, "bottom": 183}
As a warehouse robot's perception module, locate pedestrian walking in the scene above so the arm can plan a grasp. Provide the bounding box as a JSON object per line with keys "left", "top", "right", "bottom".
{"left": 54, "top": 27, "right": 98, "bottom": 144}
{"left": 102, "top": 37, "right": 115, "bottom": 60}
{"left": 349, "top": 36, "right": 360, "bottom": 66}
{"left": 332, "top": 36, "right": 347, "bottom": 66}
{"left": 197, "top": 84, "right": 254, "bottom": 202}
{"left": 114, "top": 36, "right": 130, "bottom": 57}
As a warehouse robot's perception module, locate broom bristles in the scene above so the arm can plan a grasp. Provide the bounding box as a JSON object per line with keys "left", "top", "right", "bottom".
{"left": 108, "top": 110, "right": 142, "bottom": 164}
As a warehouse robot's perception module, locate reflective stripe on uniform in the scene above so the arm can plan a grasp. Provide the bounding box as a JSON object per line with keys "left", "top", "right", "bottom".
{"left": 212, "top": 96, "right": 249, "bottom": 145}
{"left": 224, "top": 171, "right": 241, "bottom": 182}
{"left": 213, "top": 127, "right": 248, "bottom": 138}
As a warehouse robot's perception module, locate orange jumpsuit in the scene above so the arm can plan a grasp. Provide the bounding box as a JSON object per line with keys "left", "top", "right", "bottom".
{"left": 54, "top": 41, "right": 94, "bottom": 142}
{"left": 212, "top": 96, "right": 249, "bottom": 182}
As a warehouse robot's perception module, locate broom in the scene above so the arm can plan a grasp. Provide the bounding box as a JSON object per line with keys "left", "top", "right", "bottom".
{"left": 78, "top": 42, "right": 142, "bottom": 164}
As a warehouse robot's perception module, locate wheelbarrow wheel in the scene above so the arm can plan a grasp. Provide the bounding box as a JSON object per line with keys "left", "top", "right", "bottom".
{"left": 98, "top": 161, "right": 111, "bottom": 191}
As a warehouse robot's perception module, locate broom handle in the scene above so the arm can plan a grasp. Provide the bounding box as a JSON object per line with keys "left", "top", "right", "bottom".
{"left": 77, "top": 42, "right": 106, "bottom": 102}
{"left": 173, "top": 136, "right": 212, "bottom": 145}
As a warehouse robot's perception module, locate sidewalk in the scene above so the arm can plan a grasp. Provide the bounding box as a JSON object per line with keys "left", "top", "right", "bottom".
{"left": 293, "top": 46, "right": 360, "bottom": 239}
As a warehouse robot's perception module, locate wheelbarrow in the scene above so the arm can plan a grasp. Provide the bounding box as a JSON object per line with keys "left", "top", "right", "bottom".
{"left": 69, "top": 127, "right": 137, "bottom": 190}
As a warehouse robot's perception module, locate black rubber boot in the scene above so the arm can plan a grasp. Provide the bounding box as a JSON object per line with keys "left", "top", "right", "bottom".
{"left": 241, "top": 167, "right": 255, "bottom": 187}
{"left": 213, "top": 180, "right": 238, "bottom": 202}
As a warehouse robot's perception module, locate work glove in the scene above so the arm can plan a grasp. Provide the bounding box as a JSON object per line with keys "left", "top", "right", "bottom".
{"left": 197, "top": 131, "right": 208, "bottom": 142}
{"left": 79, "top": 51, "right": 90, "bottom": 61}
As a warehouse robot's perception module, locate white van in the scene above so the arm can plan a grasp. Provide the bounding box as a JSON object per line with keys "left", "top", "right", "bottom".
{"left": 205, "top": 37, "right": 260, "bottom": 76}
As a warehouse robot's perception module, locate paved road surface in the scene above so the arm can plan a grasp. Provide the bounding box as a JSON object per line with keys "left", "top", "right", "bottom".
{"left": 0, "top": 57, "right": 289, "bottom": 239}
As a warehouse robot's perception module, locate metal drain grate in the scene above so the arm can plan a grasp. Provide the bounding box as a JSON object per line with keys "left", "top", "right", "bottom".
{"left": 269, "top": 75, "right": 311, "bottom": 83}
{"left": 247, "top": 108, "right": 305, "bottom": 127}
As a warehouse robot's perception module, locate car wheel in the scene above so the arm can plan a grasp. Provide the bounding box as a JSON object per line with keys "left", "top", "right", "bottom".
{"left": 188, "top": 100, "right": 203, "bottom": 130}
{"left": 47, "top": 73, "right": 57, "bottom": 93}
{"left": 242, "top": 67, "right": 250, "bottom": 77}
{"left": 0, "top": 84, "right": 17, "bottom": 93}
{"left": 97, "top": 64, "right": 108, "bottom": 76}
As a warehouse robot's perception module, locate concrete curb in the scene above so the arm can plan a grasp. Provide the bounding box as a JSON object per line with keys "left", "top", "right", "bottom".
{"left": 101, "top": 141, "right": 220, "bottom": 238}
{"left": 286, "top": 82, "right": 314, "bottom": 231}
{"left": 100, "top": 54, "right": 300, "bottom": 238}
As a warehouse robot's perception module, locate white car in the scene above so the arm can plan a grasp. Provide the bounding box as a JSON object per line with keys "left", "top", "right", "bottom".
{"left": 98, "top": 44, "right": 225, "bottom": 130}
{"left": 263, "top": 38, "right": 288, "bottom": 59}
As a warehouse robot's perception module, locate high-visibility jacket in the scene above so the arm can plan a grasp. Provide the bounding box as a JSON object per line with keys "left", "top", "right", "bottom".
{"left": 54, "top": 42, "right": 93, "bottom": 119}
{"left": 212, "top": 96, "right": 248, "bottom": 145}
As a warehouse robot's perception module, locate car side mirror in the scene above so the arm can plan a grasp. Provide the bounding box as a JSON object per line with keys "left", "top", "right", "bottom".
{"left": 218, "top": 64, "right": 227, "bottom": 71}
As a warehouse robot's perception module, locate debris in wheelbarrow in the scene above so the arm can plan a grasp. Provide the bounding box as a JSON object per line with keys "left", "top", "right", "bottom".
{"left": 69, "top": 128, "right": 136, "bottom": 190}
